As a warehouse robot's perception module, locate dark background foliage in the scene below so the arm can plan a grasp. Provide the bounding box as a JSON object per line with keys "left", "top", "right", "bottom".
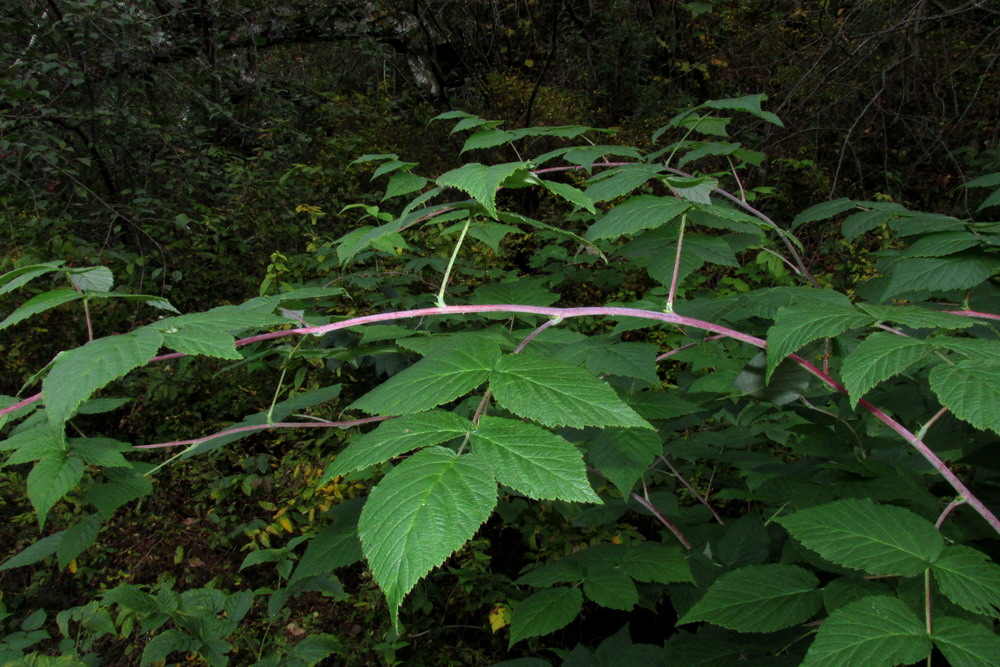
{"left": 2, "top": 1, "right": 999, "bottom": 664}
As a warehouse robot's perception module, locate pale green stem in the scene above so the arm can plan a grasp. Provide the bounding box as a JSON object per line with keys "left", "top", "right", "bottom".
{"left": 436, "top": 219, "right": 471, "bottom": 308}
{"left": 266, "top": 337, "right": 305, "bottom": 425}
{"left": 665, "top": 213, "right": 687, "bottom": 313}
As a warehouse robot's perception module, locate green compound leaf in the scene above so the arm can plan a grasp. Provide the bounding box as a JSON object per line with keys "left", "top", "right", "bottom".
{"left": 349, "top": 337, "right": 501, "bottom": 416}
{"left": 931, "top": 545, "right": 1000, "bottom": 618}
{"left": 678, "top": 564, "right": 821, "bottom": 633}
{"left": 471, "top": 416, "right": 600, "bottom": 503}
{"left": 802, "top": 596, "right": 930, "bottom": 667}
{"left": 28, "top": 455, "right": 85, "bottom": 528}
{"left": 509, "top": 587, "right": 583, "bottom": 647}
{"left": 44, "top": 326, "right": 163, "bottom": 426}
{"left": 490, "top": 353, "right": 652, "bottom": 430}
{"left": 358, "top": 447, "right": 497, "bottom": 628}
{"left": 320, "top": 411, "right": 471, "bottom": 482}
{"left": 841, "top": 333, "right": 931, "bottom": 407}
{"left": 932, "top": 616, "right": 1000, "bottom": 667}
{"left": 883, "top": 253, "right": 1000, "bottom": 299}
{"left": 585, "top": 195, "right": 690, "bottom": 240}
{"left": 766, "top": 303, "right": 872, "bottom": 381}
{"left": 929, "top": 362, "right": 1000, "bottom": 435}
{"left": 436, "top": 161, "right": 528, "bottom": 219}
{"left": 777, "top": 499, "right": 943, "bottom": 576}
{"left": 0, "top": 288, "right": 84, "bottom": 331}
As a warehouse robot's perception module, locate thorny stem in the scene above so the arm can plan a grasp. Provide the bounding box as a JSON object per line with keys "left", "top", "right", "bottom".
{"left": 5, "top": 303, "right": 1000, "bottom": 535}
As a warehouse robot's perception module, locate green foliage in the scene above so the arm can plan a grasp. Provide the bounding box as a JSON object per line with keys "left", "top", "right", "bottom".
{"left": 4, "top": 94, "right": 1000, "bottom": 666}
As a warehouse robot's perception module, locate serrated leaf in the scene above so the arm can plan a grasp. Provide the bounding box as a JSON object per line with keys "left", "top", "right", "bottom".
{"left": 69, "top": 437, "right": 131, "bottom": 467}
{"left": 622, "top": 542, "right": 693, "bottom": 584}
{"left": 883, "top": 254, "right": 1000, "bottom": 299}
{"left": 966, "top": 173, "right": 1000, "bottom": 188}
{"left": 977, "top": 188, "right": 1000, "bottom": 212}
{"left": 766, "top": 303, "right": 871, "bottom": 381}
{"left": 461, "top": 128, "right": 516, "bottom": 152}
{"left": 490, "top": 353, "right": 652, "bottom": 430}
{"left": 320, "top": 411, "right": 471, "bottom": 482}
{"left": 509, "top": 587, "right": 583, "bottom": 646}
{"left": 929, "top": 362, "right": 1000, "bottom": 435}
{"left": 584, "top": 568, "right": 637, "bottom": 610}
{"left": 516, "top": 558, "right": 586, "bottom": 587}
{"left": 678, "top": 564, "right": 821, "bottom": 632}
{"left": 471, "top": 416, "right": 600, "bottom": 503}
{"left": 0, "top": 261, "right": 64, "bottom": 295}
{"left": 858, "top": 304, "right": 974, "bottom": 329}
{"left": 584, "top": 164, "right": 665, "bottom": 202}
{"left": 932, "top": 616, "right": 1000, "bottom": 667}
{"left": 349, "top": 337, "right": 501, "bottom": 416}
{"left": 358, "top": 447, "right": 497, "bottom": 627}
{"left": 162, "top": 321, "right": 241, "bottom": 359}
{"left": 702, "top": 94, "right": 784, "bottom": 127}
{"left": 735, "top": 351, "right": 813, "bottom": 405}
{"left": 69, "top": 266, "right": 113, "bottom": 292}
{"left": 0, "top": 530, "right": 63, "bottom": 571}
{"left": 436, "top": 162, "right": 527, "bottom": 219}
{"left": 676, "top": 141, "right": 740, "bottom": 168}
{"left": 931, "top": 545, "right": 1000, "bottom": 618}
{"left": 901, "top": 231, "right": 981, "bottom": 257}
{"left": 0, "top": 288, "right": 83, "bottom": 331}
{"left": 586, "top": 428, "right": 661, "bottom": 496}
{"left": 791, "top": 198, "right": 858, "bottom": 230}
{"left": 933, "top": 338, "right": 1000, "bottom": 365}
{"left": 586, "top": 195, "right": 690, "bottom": 240}
{"left": 841, "top": 333, "right": 930, "bottom": 407}
{"left": 291, "top": 499, "right": 364, "bottom": 582}
{"left": 141, "top": 629, "right": 198, "bottom": 666}
{"left": 842, "top": 208, "right": 901, "bottom": 241}
{"left": 665, "top": 176, "right": 717, "bottom": 205}
{"left": 44, "top": 327, "right": 163, "bottom": 426}
{"left": 586, "top": 342, "right": 660, "bottom": 384}
{"left": 802, "top": 596, "right": 930, "bottom": 667}
{"left": 383, "top": 171, "right": 427, "bottom": 200}
{"left": 778, "top": 499, "right": 943, "bottom": 576}
{"left": 28, "top": 455, "right": 85, "bottom": 528}
{"left": 57, "top": 515, "right": 101, "bottom": 569}
{"left": 539, "top": 179, "right": 596, "bottom": 214}
{"left": 85, "top": 466, "right": 153, "bottom": 518}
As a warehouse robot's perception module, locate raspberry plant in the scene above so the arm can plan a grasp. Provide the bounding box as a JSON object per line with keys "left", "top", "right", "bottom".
{"left": 3, "top": 95, "right": 1000, "bottom": 665}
